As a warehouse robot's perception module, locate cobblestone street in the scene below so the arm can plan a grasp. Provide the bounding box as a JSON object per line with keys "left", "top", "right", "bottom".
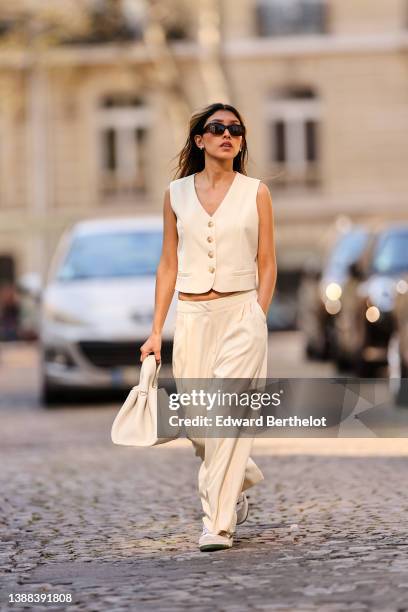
{"left": 1, "top": 338, "right": 408, "bottom": 611}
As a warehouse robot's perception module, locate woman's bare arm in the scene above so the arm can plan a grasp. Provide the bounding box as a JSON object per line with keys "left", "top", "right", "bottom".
{"left": 256, "top": 182, "right": 277, "bottom": 315}
{"left": 139, "top": 188, "right": 178, "bottom": 362}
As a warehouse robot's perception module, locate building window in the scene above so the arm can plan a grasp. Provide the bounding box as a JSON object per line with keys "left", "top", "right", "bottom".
{"left": 97, "top": 94, "right": 151, "bottom": 202}
{"left": 255, "top": 0, "right": 327, "bottom": 37}
{"left": 266, "top": 88, "right": 321, "bottom": 188}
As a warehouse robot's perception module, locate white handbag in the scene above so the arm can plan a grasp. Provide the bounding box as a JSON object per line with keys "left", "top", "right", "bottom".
{"left": 111, "top": 354, "right": 177, "bottom": 447}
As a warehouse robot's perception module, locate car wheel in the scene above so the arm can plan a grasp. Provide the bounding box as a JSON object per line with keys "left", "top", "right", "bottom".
{"left": 326, "top": 323, "right": 338, "bottom": 360}
{"left": 352, "top": 319, "right": 378, "bottom": 377}
{"left": 335, "top": 353, "right": 352, "bottom": 372}
{"left": 41, "top": 378, "right": 64, "bottom": 407}
{"left": 354, "top": 359, "right": 377, "bottom": 378}
{"left": 388, "top": 333, "right": 408, "bottom": 406}
{"left": 319, "top": 338, "right": 331, "bottom": 361}
{"left": 332, "top": 341, "right": 352, "bottom": 372}
{"left": 305, "top": 336, "right": 330, "bottom": 361}
{"left": 305, "top": 341, "right": 318, "bottom": 360}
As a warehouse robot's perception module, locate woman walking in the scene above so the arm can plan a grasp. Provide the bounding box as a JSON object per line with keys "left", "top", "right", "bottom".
{"left": 140, "top": 102, "right": 277, "bottom": 551}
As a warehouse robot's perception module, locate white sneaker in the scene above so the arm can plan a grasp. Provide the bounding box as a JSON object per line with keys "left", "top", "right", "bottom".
{"left": 236, "top": 492, "right": 249, "bottom": 525}
{"left": 199, "top": 526, "right": 233, "bottom": 552}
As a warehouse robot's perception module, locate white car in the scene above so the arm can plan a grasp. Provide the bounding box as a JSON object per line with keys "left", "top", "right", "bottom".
{"left": 40, "top": 216, "right": 177, "bottom": 404}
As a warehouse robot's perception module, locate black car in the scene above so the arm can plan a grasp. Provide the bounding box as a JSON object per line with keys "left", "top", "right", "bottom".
{"left": 334, "top": 225, "right": 408, "bottom": 376}
{"left": 298, "top": 226, "right": 369, "bottom": 359}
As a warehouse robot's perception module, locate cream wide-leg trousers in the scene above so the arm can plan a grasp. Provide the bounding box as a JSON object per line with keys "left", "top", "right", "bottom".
{"left": 172, "top": 288, "right": 268, "bottom": 536}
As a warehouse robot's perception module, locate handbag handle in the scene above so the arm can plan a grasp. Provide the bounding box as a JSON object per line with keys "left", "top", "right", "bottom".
{"left": 138, "top": 355, "right": 161, "bottom": 392}
{"left": 152, "top": 359, "right": 161, "bottom": 388}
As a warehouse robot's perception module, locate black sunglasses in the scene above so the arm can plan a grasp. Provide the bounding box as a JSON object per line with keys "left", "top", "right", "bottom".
{"left": 202, "top": 122, "right": 245, "bottom": 137}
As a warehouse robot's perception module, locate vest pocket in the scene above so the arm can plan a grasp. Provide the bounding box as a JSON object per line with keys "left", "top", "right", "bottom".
{"left": 177, "top": 271, "right": 192, "bottom": 277}
{"left": 231, "top": 269, "right": 255, "bottom": 276}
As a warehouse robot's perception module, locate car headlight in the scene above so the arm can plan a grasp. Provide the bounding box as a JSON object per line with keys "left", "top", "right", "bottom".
{"left": 325, "top": 282, "right": 342, "bottom": 301}
{"left": 325, "top": 299, "right": 341, "bottom": 315}
{"left": 43, "top": 304, "right": 88, "bottom": 326}
{"left": 366, "top": 306, "right": 380, "bottom": 323}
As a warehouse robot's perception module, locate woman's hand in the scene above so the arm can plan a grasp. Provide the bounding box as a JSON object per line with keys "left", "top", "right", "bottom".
{"left": 140, "top": 332, "right": 162, "bottom": 363}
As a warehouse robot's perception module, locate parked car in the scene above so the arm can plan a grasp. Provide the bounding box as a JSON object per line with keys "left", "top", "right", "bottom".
{"left": 297, "top": 226, "right": 369, "bottom": 359}
{"left": 334, "top": 224, "right": 408, "bottom": 376}
{"left": 40, "top": 216, "right": 177, "bottom": 404}
{"left": 387, "top": 275, "right": 408, "bottom": 405}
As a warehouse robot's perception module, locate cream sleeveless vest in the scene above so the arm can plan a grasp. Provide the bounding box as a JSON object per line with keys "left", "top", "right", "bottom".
{"left": 169, "top": 171, "right": 261, "bottom": 293}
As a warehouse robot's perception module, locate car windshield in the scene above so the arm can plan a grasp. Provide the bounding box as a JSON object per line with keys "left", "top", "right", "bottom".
{"left": 325, "top": 230, "right": 368, "bottom": 274}
{"left": 56, "top": 231, "right": 163, "bottom": 281}
{"left": 371, "top": 231, "right": 408, "bottom": 275}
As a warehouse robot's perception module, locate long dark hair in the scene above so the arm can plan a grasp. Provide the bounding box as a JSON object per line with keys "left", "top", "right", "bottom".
{"left": 172, "top": 102, "right": 248, "bottom": 179}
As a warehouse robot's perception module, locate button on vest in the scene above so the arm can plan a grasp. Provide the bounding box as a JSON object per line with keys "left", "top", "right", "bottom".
{"left": 169, "top": 172, "right": 261, "bottom": 293}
